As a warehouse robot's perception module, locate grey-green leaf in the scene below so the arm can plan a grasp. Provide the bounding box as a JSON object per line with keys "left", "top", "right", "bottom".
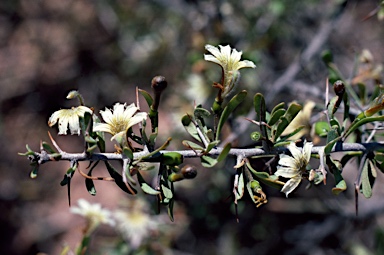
{"left": 216, "top": 90, "right": 247, "bottom": 141}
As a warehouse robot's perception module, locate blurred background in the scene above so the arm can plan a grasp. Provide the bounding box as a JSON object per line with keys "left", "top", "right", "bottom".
{"left": 1, "top": 0, "right": 384, "bottom": 254}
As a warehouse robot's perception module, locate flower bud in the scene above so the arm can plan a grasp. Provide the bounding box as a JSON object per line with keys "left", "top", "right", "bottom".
{"left": 168, "top": 173, "right": 184, "bottom": 182}
{"left": 168, "top": 165, "right": 197, "bottom": 182}
{"left": 333, "top": 80, "right": 345, "bottom": 97}
{"left": 151, "top": 76, "right": 168, "bottom": 94}
{"left": 250, "top": 131, "right": 261, "bottom": 141}
{"left": 66, "top": 90, "right": 80, "bottom": 99}
{"left": 181, "top": 165, "right": 197, "bottom": 179}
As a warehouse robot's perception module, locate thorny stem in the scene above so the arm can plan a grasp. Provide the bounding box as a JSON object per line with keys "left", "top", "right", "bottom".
{"left": 31, "top": 142, "right": 384, "bottom": 165}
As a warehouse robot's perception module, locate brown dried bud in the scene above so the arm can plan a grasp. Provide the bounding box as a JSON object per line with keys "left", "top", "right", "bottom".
{"left": 151, "top": 76, "right": 168, "bottom": 94}
{"left": 333, "top": 80, "right": 345, "bottom": 96}
{"left": 181, "top": 165, "right": 197, "bottom": 179}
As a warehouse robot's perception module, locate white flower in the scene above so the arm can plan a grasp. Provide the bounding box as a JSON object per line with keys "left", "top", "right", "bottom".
{"left": 113, "top": 200, "right": 160, "bottom": 249}
{"left": 93, "top": 103, "right": 147, "bottom": 141}
{"left": 48, "top": 106, "right": 92, "bottom": 135}
{"left": 204, "top": 44, "right": 256, "bottom": 97}
{"left": 71, "top": 199, "right": 115, "bottom": 235}
{"left": 275, "top": 141, "right": 313, "bottom": 197}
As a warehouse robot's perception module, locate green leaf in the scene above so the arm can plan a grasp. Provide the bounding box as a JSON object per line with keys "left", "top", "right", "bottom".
{"left": 161, "top": 184, "right": 173, "bottom": 199}
{"left": 361, "top": 160, "right": 372, "bottom": 198}
{"left": 343, "top": 115, "right": 384, "bottom": 139}
{"left": 137, "top": 171, "right": 160, "bottom": 195}
{"left": 278, "top": 125, "right": 305, "bottom": 143}
{"left": 245, "top": 161, "right": 285, "bottom": 189}
{"left": 273, "top": 117, "right": 289, "bottom": 142}
{"left": 182, "top": 140, "right": 204, "bottom": 151}
{"left": 205, "top": 140, "right": 220, "bottom": 153}
{"left": 85, "top": 163, "right": 98, "bottom": 196}
{"left": 216, "top": 90, "right": 247, "bottom": 141}
{"left": 254, "top": 93, "right": 267, "bottom": 132}
{"left": 42, "top": 142, "right": 56, "bottom": 154}
{"left": 326, "top": 155, "right": 347, "bottom": 195}
{"left": 254, "top": 93, "right": 266, "bottom": 121}
{"left": 235, "top": 172, "right": 245, "bottom": 201}
{"left": 194, "top": 107, "right": 211, "bottom": 119}
{"left": 268, "top": 108, "right": 286, "bottom": 126}
{"left": 217, "top": 143, "right": 231, "bottom": 163}
{"left": 332, "top": 180, "right": 347, "bottom": 195}
{"left": 167, "top": 198, "right": 175, "bottom": 222}
{"left": 201, "top": 155, "right": 218, "bottom": 168}
{"left": 284, "top": 102, "right": 302, "bottom": 123}
{"left": 327, "top": 96, "right": 340, "bottom": 118}
{"left": 60, "top": 167, "right": 75, "bottom": 186}
{"left": 271, "top": 102, "right": 285, "bottom": 115}
{"left": 324, "top": 128, "right": 341, "bottom": 155}
{"left": 138, "top": 89, "right": 154, "bottom": 108}
{"left": 84, "top": 135, "right": 97, "bottom": 144}
{"left": 272, "top": 103, "right": 302, "bottom": 142}
{"left": 105, "top": 162, "right": 137, "bottom": 195}
{"left": 314, "top": 121, "right": 330, "bottom": 137}
{"left": 122, "top": 147, "right": 133, "bottom": 160}
{"left": 181, "top": 114, "right": 202, "bottom": 142}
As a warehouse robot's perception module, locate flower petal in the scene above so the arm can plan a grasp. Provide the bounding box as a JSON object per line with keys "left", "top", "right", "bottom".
{"left": 237, "top": 60, "right": 256, "bottom": 69}
{"left": 68, "top": 114, "right": 81, "bottom": 135}
{"left": 100, "top": 107, "right": 113, "bottom": 125}
{"left": 93, "top": 123, "right": 112, "bottom": 133}
{"left": 278, "top": 155, "right": 296, "bottom": 167}
{"left": 302, "top": 141, "right": 313, "bottom": 164}
{"left": 288, "top": 142, "right": 302, "bottom": 161}
{"left": 275, "top": 166, "right": 299, "bottom": 178}
{"left": 58, "top": 113, "right": 69, "bottom": 135}
{"left": 113, "top": 103, "right": 126, "bottom": 117}
{"left": 281, "top": 176, "right": 302, "bottom": 197}
{"left": 127, "top": 112, "right": 147, "bottom": 129}
{"left": 205, "top": 44, "right": 222, "bottom": 58}
{"left": 123, "top": 103, "right": 138, "bottom": 120}
{"left": 204, "top": 54, "right": 222, "bottom": 65}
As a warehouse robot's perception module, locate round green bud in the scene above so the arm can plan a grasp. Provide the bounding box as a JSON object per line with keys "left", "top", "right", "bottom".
{"left": 250, "top": 131, "right": 261, "bottom": 141}
{"left": 250, "top": 180, "right": 261, "bottom": 190}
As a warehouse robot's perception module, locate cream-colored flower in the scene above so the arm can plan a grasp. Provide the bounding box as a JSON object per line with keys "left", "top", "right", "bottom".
{"left": 71, "top": 199, "right": 115, "bottom": 235}
{"left": 275, "top": 141, "right": 313, "bottom": 197}
{"left": 48, "top": 106, "right": 92, "bottom": 135}
{"left": 113, "top": 199, "right": 160, "bottom": 249}
{"left": 93, "top": 103, "right": 147, "bottom": 141}
{"left": 204, "top": 44, "right": 256, "bottom": 97}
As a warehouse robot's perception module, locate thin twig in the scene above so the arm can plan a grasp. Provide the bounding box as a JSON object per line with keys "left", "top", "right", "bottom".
{"left": 31, "top": 142, "right": 384, "bottom": 166}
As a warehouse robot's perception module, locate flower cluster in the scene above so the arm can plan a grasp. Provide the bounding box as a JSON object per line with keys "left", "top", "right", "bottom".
{"left": 71, "top": 198, "right": 162, "bottom": 249}
{"left": 48, "top": 100, "right": 147, "bottom": 145}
